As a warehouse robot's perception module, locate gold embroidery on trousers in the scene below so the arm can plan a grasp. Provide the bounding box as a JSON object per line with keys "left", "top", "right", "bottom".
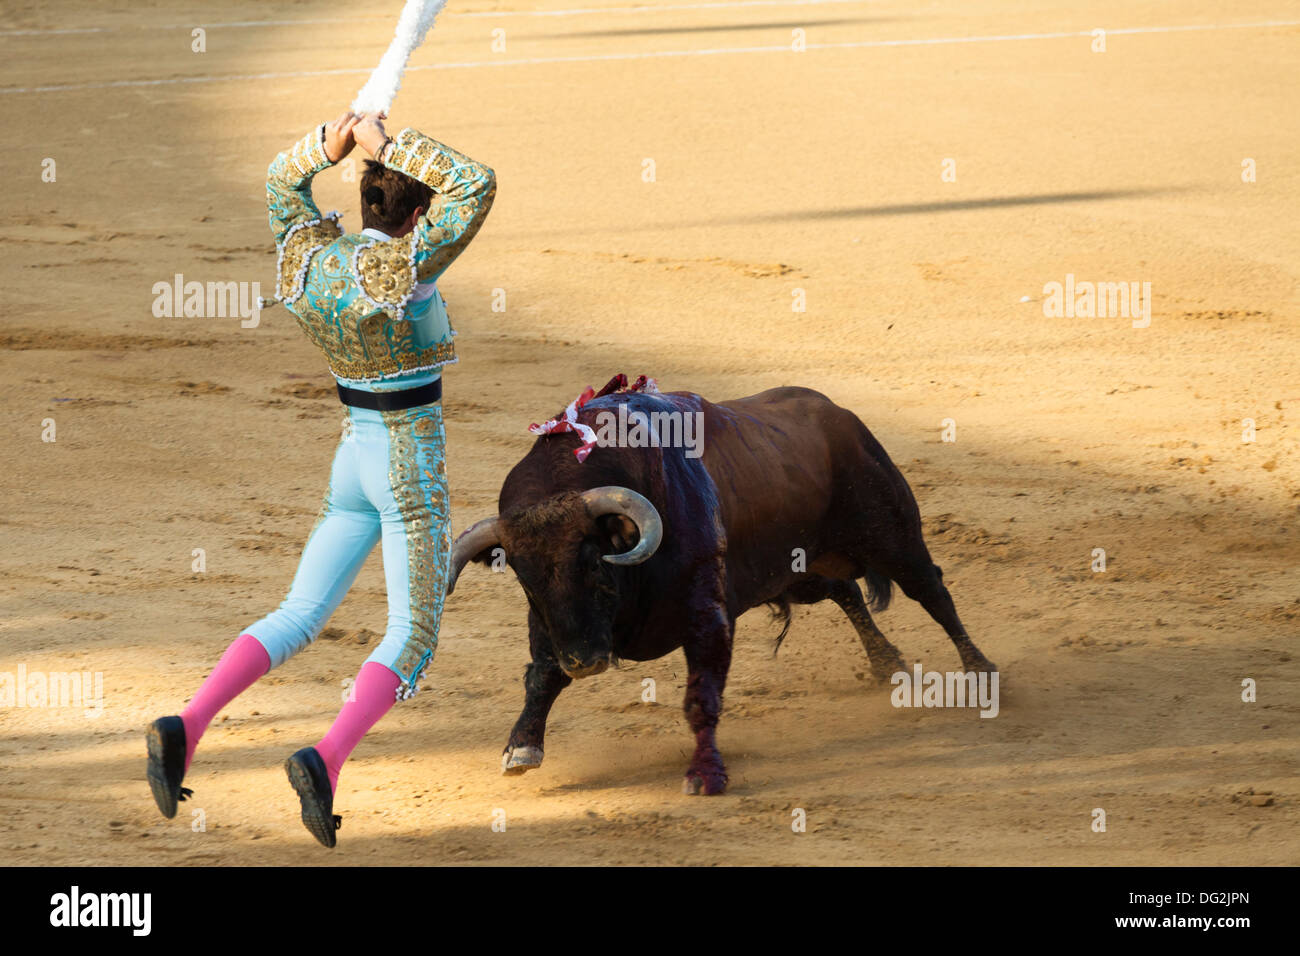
{"left": 381, "top": 407, "right": 451, "bottom": 686}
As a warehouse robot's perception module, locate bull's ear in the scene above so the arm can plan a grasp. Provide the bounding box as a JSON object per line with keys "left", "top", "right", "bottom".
{"left": 596, "top": 513, "right": 640, "bottom": 556}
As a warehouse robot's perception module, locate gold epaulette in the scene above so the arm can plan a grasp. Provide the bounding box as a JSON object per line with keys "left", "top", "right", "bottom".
{"left": 352, "top": 231, "right": 419, "bottom": 319}
{"left": 275, "top": 213, "right": 344, "bottom": 304}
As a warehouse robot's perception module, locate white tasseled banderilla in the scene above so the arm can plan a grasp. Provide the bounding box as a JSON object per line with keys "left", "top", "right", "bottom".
{"left": 351, "top": 0, "right": 449, "bottom": 116}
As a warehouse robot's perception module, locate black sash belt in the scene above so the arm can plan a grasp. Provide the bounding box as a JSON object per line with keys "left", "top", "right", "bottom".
{"left": 336, "top": 378, "right": 442, "bottom": 411}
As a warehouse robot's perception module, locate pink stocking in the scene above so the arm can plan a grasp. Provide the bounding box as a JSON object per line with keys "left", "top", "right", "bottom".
{"left": 179, "top": 633, "right": 271, "bottom": 771}
{"left": 314, "top": 661, "right": 401, "bottom": 793}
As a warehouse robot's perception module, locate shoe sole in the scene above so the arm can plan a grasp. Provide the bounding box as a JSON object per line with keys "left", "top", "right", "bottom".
{"left": 146, "top": 721, "right": 179, "bottom": 819}
{"left": 285, "top": 755, "right": 337, "bottom": 849}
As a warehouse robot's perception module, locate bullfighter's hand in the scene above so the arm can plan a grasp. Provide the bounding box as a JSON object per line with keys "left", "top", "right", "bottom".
{"left": 324, "top": 111, "right": 362, "bottom": 164}
{"left": 353, "top": 113, "right": 390, "bottom": 159}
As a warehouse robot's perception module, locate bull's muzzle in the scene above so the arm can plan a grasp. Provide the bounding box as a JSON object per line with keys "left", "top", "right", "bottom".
{"left": 561, "top": 656, "right": 610, "bottom": 679}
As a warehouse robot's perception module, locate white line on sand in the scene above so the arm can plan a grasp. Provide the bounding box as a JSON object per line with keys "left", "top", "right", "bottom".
{"left": 2, "top": 19, "right": 1297, "bottom": 95}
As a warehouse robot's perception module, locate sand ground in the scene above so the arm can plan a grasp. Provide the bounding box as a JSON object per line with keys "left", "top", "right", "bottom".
{"left": 0, "top": 0, "right": 1297, "bottom": 865}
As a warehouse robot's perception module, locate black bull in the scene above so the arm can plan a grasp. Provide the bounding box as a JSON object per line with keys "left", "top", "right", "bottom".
{"left": 447, "top": 386, "right": 996, "bottom": 794}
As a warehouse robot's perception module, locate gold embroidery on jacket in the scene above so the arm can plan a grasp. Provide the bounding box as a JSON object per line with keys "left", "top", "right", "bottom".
{"left": 288, "top": 302, "right": 457, "bottom": 382}
{"left": 355, "top": 233, "right": 418, "bottom": 310}
{"left": 267, "top": 124, "right": 490, "bottom": 383}
{"left": 290, "top": 125, "right": 329, "bottom": 176}
{"left": 276, "top": 219, "right": 344, "bottom": 302}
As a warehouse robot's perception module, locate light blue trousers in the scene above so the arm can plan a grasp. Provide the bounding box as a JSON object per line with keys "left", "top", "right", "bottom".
{"left": 244, "top": 402, "right": 450, "bottom": 699}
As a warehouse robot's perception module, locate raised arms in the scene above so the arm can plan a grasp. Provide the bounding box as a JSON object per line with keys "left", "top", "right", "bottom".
{"left": 354, "top": 114, "right": 497, "bottom": 283}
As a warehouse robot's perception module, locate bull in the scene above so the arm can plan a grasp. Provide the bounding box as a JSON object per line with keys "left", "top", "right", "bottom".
{"left": 448, "top": 383, "right": 996, "bottom": 795}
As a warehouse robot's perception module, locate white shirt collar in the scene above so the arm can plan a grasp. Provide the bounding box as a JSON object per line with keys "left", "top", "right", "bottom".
{"left": 361, "top": 227, "right": 392, "bottom": 241}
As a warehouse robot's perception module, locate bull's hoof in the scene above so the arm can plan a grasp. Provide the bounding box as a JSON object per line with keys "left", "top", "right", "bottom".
{"left": 682, "top": 772, "right": 728, "bottom": 796}
{"left": 955, "top": 637, "right": 997, "bottom": 677}
{"left": 870, "top": 656, "right": 908, "bottom": 684}
{"left": 501, "top": 745, "right": 544, "bottom": 775}
{"left": 961, "top": 657, "right": 1002, "bottom": 693}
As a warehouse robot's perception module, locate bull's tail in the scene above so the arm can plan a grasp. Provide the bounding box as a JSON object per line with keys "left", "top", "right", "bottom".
{"left": 769, "top": 572, "right": 888, "bottom": 655}
{"left": 864, "top": 568, "right": 894, "bottom": 614}
{"left": 768, "top": 596, "right": 793, "bottom": 654}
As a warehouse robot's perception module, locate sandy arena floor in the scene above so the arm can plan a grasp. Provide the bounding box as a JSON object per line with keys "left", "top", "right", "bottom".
{"left": 0, "top": 0, "right": 1297, "bottom": 865}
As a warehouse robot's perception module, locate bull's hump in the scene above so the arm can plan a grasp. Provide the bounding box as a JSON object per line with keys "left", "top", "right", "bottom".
{"left": 719, "top": 385, "right": 834, "bottom": 412}
{"left": 578, "top": 390, "right": 704, "bottom": 420}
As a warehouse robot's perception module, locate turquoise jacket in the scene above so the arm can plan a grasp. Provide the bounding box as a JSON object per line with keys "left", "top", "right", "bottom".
{"left": 264, "top": 124, "right": 496, "bottom": 391}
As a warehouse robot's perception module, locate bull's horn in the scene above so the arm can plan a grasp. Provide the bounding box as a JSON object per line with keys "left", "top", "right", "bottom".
{"left": 446, "top": 516, "right": 502, "bottom": 595}
{"left": 579, "top": 486, "right": 664, "bottom": 566}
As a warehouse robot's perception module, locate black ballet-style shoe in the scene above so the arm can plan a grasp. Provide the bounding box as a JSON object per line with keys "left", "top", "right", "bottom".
{"left": 285, "top": 747, "right": 341, "bottom": 849}
{"left": 145, "top": 716, "right": 193, "bottom": 819}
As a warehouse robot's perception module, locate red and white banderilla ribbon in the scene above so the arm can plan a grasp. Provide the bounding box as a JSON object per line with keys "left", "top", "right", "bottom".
{"left": 528, "top": 387, "right": 601, "bottom": 462}
{"left": 528, "top": 374, "right": 660, "bottom": 463}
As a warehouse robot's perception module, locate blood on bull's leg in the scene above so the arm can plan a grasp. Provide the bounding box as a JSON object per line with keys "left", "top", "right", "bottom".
{"left": 681, "top": 607, "right": 733, "bottom": 796}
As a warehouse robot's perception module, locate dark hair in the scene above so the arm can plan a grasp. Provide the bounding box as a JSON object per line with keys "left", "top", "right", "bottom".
{"left": 360, "top": 160, "right": 432, "bottom": 233}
